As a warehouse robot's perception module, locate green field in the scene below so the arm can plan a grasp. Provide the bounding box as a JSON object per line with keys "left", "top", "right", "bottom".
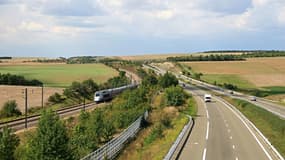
{"left": 201, "top": 74, "right": 255, "bottom": 89}
{"left": 0, "top": 63, "right": 118, "bottom": 87}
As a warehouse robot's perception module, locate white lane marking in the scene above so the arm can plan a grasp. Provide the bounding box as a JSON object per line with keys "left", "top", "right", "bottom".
{"left": 230, "top": 136, "right": 233, "bottom": 140}
{"left": 233, "top": 145, "right": 235, "bottom": 149}
{"left": 206, "top": 121, "right": 209, "bottom": 140}
{"left": 227, "top": 129, "right": 231, "bottom": 133}
{"left": 203, "top": 101, "right": 209, "bottom": 119}
{"left": 215, "top": 97, "right": 273, "bottom": 160}
{"left": 236, "top": 157, "right": 239, "bottom": 160}
{"left": 202, "top": 148, "right": 207, "bottom": 160}
{"left": 194, "top": 142, "right": 199, "bottom": 145}
{"left": 225, "top": 123, "right": 229, "bottom": 127}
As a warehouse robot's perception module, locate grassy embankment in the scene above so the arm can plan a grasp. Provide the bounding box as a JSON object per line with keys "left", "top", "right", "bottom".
{"left": 0, "top": 63, "right": 118, "bottom": 87}
{"left": 118, "top": 92, "right": 197, "bottom": 160}
{"left": 225, "top": 97, "right": 285, "bottom": 157}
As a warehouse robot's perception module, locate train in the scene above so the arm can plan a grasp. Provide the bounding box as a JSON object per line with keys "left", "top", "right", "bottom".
{"left": 94, "top": 84, "right": 138, "bottom": 103}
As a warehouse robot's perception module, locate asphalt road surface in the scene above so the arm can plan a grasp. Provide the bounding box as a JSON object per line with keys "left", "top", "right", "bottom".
{"left": 178, "top": 85, "right": 280, "bottom": 160}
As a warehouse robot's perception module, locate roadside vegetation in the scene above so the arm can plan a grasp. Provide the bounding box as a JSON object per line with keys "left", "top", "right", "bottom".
{"left": 118, "top": 70, "right": 197, "bottom": 160}
{"left": 224, "top": 97, "right": 285, "bottom": 157}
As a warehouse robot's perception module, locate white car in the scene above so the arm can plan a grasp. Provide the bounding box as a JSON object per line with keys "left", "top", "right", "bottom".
{"left": 250, "top": 96, "right": 256, "bottom": 101}
{"left": 204, "top": 94, "right": 212, "bottom": 102}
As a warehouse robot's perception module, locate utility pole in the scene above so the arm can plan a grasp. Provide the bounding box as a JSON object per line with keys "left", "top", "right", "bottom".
{"left": 83, "top": 96, "right": 86, "bottom": 111}
{"left": 41, "top": 85, "right": 44, "bottom": 108}
{"left": 25, "top": 88, "right": 28, "bottom": 129}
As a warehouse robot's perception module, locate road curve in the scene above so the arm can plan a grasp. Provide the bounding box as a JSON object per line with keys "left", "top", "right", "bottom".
{"left": 178, "top": 85, "right": 279, "bottom": 160}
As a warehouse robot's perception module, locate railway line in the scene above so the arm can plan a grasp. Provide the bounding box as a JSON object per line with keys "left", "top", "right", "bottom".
{"left": 0, "top": 102, "right": 102, "bottom": 131}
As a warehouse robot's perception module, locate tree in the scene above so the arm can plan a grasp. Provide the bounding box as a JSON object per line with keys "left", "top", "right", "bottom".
{"left": 0, "top": 100, "right": 21, "bottom": 118}
{"left": 165, "top": 86, "right": 186, "bottom": 106}
{"left": 158, "top": 72, "right": 178, "bottom": 88}
{"left": 0, "top": 127, "right": 20, "bottom": 160}
{"left": 142, "top": 75, "right": 158, "bottom": 86}
{"left": 27, "top": 109, "right": 73, "bottom": 160}
{"left": 81, "top": 79, "right": 98, "bottom": 99}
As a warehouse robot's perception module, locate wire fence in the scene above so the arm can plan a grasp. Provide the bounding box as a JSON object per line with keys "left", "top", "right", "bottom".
{"left": 81, "top": 110, "right": 148, "bottom": 160}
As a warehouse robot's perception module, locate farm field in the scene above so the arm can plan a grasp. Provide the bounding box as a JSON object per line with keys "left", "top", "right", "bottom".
{"left": 0, "top": 63, "right": 118, "bottom": 87}
{"left": 182, "top": 57, "right": 285, "bottom": 88}
{"left": 0, "top": 85, "right": 63, "bottom": 112}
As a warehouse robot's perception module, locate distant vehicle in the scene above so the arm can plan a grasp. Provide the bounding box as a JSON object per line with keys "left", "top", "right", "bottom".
{"left": 94, "top": 84, "right": 137, "bottom": 103}
{"left": 230, "top": 90, "right": 234, "bottom": 95}
{"left": 204, "top": 94, "right": 212, "bottom": 102}
{"left": 250, "top": 96, "right": 256, "bottom": 101}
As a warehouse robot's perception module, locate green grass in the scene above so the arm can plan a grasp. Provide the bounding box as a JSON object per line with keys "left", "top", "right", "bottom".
{"left": 201, "top": 74, "right": 255, "bottom": 89}
{"left": 226, "top": 98, "right": 285, "bottom": 157}
{"left": 0, "top": 64, "right": 118, "bottom": 87}
{"left": 262, "top": 86, "right": 285, "bottom": 95}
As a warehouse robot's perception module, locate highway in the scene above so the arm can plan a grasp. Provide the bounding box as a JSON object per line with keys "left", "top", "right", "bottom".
{"left": 179, "top": 84, "right": 280, "bottom": 160}
{"left": 144, "top": 64, "right": 285, "bottom": 119}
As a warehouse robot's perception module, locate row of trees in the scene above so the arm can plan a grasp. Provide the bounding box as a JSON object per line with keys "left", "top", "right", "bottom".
{"left": 0, "top": 73, "right": 43, "bottom": 86}
{"left": 167, "top": 54, "right": 245, "bottom": 62}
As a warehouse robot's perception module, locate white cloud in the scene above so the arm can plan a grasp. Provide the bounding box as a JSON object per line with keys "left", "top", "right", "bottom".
{"left": 0, "top": 0, "right": 285, "bottom": 56}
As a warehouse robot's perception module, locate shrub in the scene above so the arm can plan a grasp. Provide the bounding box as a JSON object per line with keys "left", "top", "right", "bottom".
{"left": 0, "top": 100, "right": 22, "bottom": 118}
{"left": 165, "top": 86, "right": 186, "bottom": 106}
{"left": 48, "top": 92, "right": 64, "bottom": 104}
{"left": 158, "top": 72, "right": 178, "bottom": 88}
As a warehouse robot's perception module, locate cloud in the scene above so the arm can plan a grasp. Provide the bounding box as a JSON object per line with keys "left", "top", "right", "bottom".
{"left": 0, "top": 0, "right": 285, "bottom": 57}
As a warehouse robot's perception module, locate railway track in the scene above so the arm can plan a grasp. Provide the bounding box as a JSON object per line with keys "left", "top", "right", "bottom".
{"left": 0, "top": 102, "right": 98, "bottom": 131}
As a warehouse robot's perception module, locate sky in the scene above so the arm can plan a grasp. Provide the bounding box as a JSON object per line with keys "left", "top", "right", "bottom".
{"left": 0, "top": 0, "right": 285, "bottom": 57}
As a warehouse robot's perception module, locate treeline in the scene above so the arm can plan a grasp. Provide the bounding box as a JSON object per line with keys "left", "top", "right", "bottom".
{"left": 67, "top": 56, "right": 99, "bottom": 64}
{"left": 203, "top": 50, "right": 285, "bottom": 53}
{"left": 26, "top": 57, "right": 66, "bottom": 63}
{"left": 167, "top": 50, "right": 285, "bottom": 62}
{"left": 241, "top": 51, "right": 285, "bottom": 58}
{"left": 0, "top": 57, "right": 12, "bottom": 59}
{"left": 0, "top": 73, "right": 43, "bottom": 86}
{"left": 167, "top": 54, "right": 245, "bottom": 62}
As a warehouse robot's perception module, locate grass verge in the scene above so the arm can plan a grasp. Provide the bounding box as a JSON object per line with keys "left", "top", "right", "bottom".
{"left": 224, "top": 97, "right": 285, "bottom": 157}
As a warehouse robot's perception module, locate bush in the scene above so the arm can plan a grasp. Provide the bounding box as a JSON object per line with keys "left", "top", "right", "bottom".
{"left": 158, "top": 72, "right": 178, "bottom": 88}
{"left": 48, "top": 92, "right": 65, "bottom": 104}
{"left": 165, "top": 86, "right": 186, "bottom": 106}
{"left": 0, "top": 100, "right": 22, "bottom": 118}
{"left": 223, "top": 83, "right": 238, "bottom": 90}
{"left": 0, "top": 127, "right": 20, "bottom": 160}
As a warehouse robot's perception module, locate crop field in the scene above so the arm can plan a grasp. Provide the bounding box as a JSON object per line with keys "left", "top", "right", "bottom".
{"left": 182, "top": 57, "right": 285, "bottom": 88}
{"left": 0, "top": 85, "right": 63, "bottom": 112}
{"left": 0, "top": 63, "right": 118, "bottom": 87}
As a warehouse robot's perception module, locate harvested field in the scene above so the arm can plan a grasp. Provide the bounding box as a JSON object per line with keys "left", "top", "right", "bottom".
{"left": 183, "top": 57, "right": 285, "bottom": 87}
{"left": 0, "top": 85, "right": 63, "bottom": 112}
{"left": 0, "top": 63, "right": 118, "bottom": 87}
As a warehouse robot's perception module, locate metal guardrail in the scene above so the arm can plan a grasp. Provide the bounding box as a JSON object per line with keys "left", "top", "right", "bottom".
{"left": 81, "top": 111, "right": 148, "bottom": 160}
{"left": 164, "top": 115, "right": 193, "bottom": 160}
